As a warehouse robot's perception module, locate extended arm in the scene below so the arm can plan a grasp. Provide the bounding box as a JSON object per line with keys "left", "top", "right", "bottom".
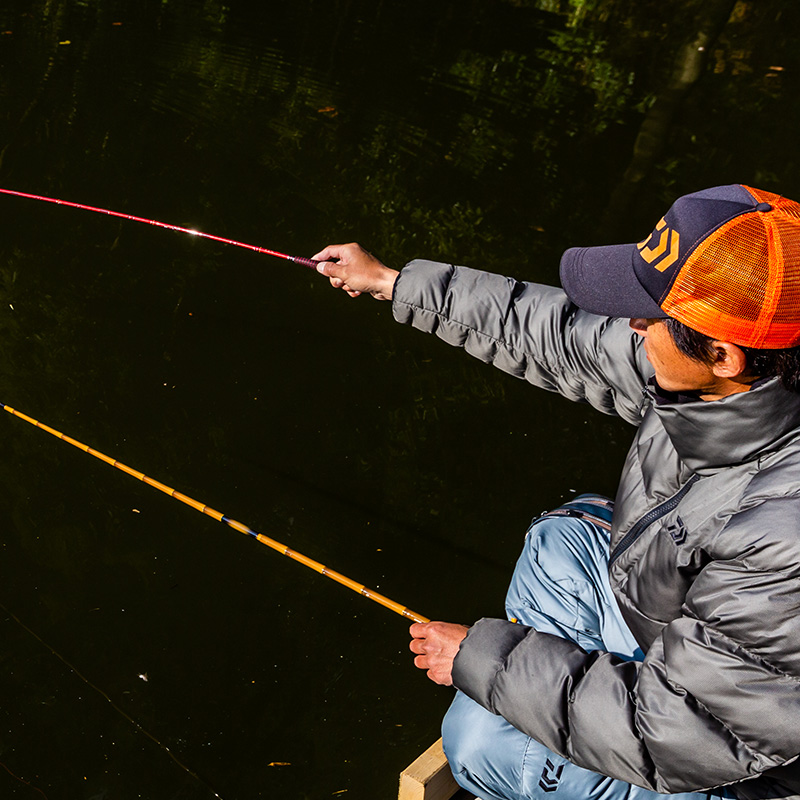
{"left": 314, "top": 246, "right": 654, "bottom": 423}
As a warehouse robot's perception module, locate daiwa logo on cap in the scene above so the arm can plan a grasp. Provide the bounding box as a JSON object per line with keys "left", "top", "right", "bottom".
{"left": 637, "top": 217, "right": 680, "bottom": 273}
{"left": 560, "top": 184, "right": 800, "bottom": 348}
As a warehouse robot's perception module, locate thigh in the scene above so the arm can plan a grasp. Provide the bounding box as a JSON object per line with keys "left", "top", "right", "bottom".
{"left": 505, "top": 496, "right": 641, "bottom": 660}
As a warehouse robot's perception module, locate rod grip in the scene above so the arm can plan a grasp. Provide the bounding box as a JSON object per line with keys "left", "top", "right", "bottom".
{"left": 292, "top": 256, "right": 340, "bottom": 270}
{"left": 292, "top": 256, "right": 323, "bottom": 269}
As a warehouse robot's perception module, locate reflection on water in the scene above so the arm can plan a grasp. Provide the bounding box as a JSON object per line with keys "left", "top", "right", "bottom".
{"left": 0, "top": 0, "right": 798, "bottom": 797}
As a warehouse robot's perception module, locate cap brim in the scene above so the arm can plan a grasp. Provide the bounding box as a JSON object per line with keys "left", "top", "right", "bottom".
{"left": 559, "top": 243, "right": 667, "bottom": 319}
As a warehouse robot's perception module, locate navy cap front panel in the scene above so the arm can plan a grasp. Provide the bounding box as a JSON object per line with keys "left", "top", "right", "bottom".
{"left": 560, "top": 243, "right": 665, "bottom": 318}
{"left": 632, "top": 184, "right": 759, "bottom": 308}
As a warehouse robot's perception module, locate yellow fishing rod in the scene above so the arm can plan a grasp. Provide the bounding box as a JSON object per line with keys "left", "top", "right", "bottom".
{"left": 2, "top": 402, "right": 429, "bottom": 624}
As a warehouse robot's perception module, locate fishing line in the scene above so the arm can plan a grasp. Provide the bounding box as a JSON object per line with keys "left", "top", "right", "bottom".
{"left": 0, "top": 188, "right": 322, "bottom": 268}
{"left": 0, "top": 601, "right": 222, "bottom": 799}
{"left": 1, "top": 403, "right": 429, "bottom": 624}
{"left": 0, "top": 753, "right": 49, "bottom": 799}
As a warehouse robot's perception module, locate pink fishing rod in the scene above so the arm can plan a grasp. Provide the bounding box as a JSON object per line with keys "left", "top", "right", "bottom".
{"left": 0, "top": 187, "right": 322, "bottom": 268}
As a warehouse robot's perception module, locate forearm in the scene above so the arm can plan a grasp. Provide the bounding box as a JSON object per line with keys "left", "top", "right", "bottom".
{"left": 392, "top": 259, "right": 651, "bottom": 424}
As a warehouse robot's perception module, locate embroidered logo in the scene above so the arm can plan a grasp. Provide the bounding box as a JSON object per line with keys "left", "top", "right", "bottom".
{"left": 665, "top": 515, "right": 687, "bottom": 545}
{"left": 538, "top": 758, "right": 565, "bottom": 793}
{"left": 637, "top": 217, "right": 680, "bottom": 273}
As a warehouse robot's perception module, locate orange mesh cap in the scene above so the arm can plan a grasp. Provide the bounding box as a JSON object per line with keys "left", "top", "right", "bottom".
{"left": 560, "top": 185, "right": 800, "bottom": 349}
{"left": 662, "top": 187, "right": 800, "bottom": 348}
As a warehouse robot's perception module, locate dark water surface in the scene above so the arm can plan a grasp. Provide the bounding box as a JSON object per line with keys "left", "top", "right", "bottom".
{"left": 0, "top": 1, "right": 798, "bottom": 798}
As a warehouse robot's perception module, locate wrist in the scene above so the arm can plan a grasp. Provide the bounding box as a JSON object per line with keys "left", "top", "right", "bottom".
{"left": 378, "top": 266, "right": 400, "bottom": 300}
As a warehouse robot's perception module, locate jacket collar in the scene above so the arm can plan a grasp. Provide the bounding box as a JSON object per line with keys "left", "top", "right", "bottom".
{"left": 648, "top": 377, "right": 800, "bottom": 472}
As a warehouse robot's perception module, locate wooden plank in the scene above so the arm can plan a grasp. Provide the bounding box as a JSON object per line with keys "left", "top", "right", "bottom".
{"left": 398, "top": 738, "right": 461, "bottom": 800}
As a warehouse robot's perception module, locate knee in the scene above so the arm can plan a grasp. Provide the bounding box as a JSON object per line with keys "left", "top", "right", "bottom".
{"left": 442, "top": 694, "right": 488, "bottom": 774}
{"left": 442, "top": 691, "right": 520, "bottom": 777}
{"left": 442, "top": 692, "right": 531, "bottom": 800}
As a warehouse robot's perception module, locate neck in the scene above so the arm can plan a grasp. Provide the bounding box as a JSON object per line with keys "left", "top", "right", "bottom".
{"left": 698, "top": 374, "right": 761, "bottom": 401}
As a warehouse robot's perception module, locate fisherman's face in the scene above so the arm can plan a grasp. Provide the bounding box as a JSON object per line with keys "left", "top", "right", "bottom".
{"left": 629, "top": 318, "right": 720, "bottom": 397}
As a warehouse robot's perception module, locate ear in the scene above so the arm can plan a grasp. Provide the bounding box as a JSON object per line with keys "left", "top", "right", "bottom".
{"left": 710, "top": 341, "right": 748, "bottom": 379}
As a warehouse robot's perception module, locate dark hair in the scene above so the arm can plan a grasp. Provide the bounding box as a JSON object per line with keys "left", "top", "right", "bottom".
{"left": 664, "top": 318, "right": 800, "bottom": 394}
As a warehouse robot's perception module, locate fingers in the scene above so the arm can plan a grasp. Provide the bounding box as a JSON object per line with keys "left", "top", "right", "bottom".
{"left": 311, "top": 242, "right": 357, "bottom": 263}
{"left": 408, "top": 622, "right": 433, "bottom": 667}
{"left": 409, "top": 622, "right": 448, "bottom": 685}
{"left": 407, "top": 622, "right": 469, "bottom": 685}
{"left": 312, "top": 242, "right": 398, "bottom": 301}
{"left": 312, "top": 242, "right": 369, "bottom": 270}
{"left": 409, "top": 621, "right": 429, "bottom": 639}
{"left": 313, "top": 243, "right": 366, "bottom": 290}
{"left": 326, "top": 274, "right": 362, "bottom": 297}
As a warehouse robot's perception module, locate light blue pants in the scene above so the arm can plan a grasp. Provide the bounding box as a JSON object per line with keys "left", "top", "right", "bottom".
{"left": 442, "top": 496, "right": 735, "bottom": 800}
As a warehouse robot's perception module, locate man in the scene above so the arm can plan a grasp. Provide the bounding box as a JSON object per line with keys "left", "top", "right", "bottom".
{"left": 313, "top": 185, "right": 800, "bottom": 800}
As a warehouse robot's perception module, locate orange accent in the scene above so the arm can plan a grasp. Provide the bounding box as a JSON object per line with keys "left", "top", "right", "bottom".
{"left": 286, "top": 549, "right": 326, "bottom": 573}
{"left": 641, "top": 228, "right": 669, "bottom": 262}
{"left": 656, "top": 230, "right": 680, "bottom": 272}
{"left": 662, "top": 187, "right": 800, "bottom": 348}
{"left": 111, "top": 460, "right": 145, "bottom": 480}
{"left": 639, "top": 219, "right": 669, "bottom": 261}
{"left": 639, "top": 217, "right": 680, "bottom": 272}
{"left": 226, "top": 518, "right": 253, "bottom": 535}
{"left": 201, "top": 505, "right": 225, "bottom": 522}
{"left": 86, "top": 448, "right": 117, "bottom": 467}
{"left": 62, "top": 434, "right": 90, "bottom": 451}
{"left": 255, "top": 532, "right": 287, "bottom": 549}
{"left": 37, "top": 422, "right": 65, "bottom": 439}
{"left": 323, "top": 567, "right": 364, "bottom": 593}
{"left": 142, "top": 476, "right": 173, "bottom": 494}
{"left": 172, "top": 491, "right": 222, "bottom": 518}
{"left": 2, "top": 404, "right": 428, "bottom": 622}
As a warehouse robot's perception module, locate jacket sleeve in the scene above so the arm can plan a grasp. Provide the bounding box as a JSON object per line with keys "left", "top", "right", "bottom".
{"left": 392, "top": 259, "right": 652, "bottom": 425}
{"left": 453, "top": 496, "right": 800, "bottom": 794}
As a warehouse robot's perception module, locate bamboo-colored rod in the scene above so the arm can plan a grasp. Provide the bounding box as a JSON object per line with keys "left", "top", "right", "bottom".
{"left": 1, "top": 403, "right": 429, "bottom": 624}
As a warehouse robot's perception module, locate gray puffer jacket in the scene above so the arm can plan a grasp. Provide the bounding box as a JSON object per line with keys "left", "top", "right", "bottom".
{"left": 393, "top": 260, "right": 800, "bottom": 799}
